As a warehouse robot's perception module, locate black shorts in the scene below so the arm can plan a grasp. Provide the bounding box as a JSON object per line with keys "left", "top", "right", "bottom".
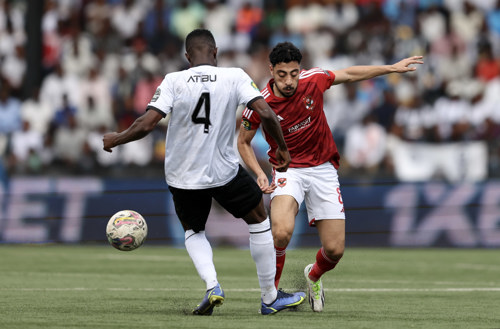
{"left": 168, "top": 165, "right": 262, "bottom": 232}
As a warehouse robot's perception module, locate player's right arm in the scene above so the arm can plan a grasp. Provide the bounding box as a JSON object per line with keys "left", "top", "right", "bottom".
{"left": 103, "top": 109, "right": 163, "bottom": 152}
{"left": 245, "top": 98, "right": 291, "bottom": 172}
{"left": 237, "top": 126, "right": 276, "bottom": 193}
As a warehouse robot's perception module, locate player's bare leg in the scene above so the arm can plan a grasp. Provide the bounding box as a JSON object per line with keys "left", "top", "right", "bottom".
{"left": 316, "top": 219, "right": 345, "bottom": 263}
{"left": 270, "top": 195, "right": 298, "bottom": 288}
{"left": 304, "top": 219, "right": 345, "bottom": 312}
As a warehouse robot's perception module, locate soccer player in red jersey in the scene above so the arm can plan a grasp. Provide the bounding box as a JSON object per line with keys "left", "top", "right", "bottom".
{"left": 238, "top": 42, "right": 423, "bottom": 312}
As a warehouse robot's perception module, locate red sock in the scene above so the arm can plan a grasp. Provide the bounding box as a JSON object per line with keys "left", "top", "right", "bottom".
{"left": 275, "top": 246, "right": 286, "bottom": 288}
{"left": 308, "top": 247, "right": 340, "bottom": 282}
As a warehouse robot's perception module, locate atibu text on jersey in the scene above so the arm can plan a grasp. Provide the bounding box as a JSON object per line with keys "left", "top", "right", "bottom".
{"left": 187, "top": 74, "right": 217, "bottom": 83}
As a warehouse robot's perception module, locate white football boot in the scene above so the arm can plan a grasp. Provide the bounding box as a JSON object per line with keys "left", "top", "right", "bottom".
{"left": 304, "top": 264, "right": 324, "bottom": 312}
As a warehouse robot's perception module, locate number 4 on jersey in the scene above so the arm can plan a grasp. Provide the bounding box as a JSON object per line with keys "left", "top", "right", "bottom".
{"left": 192, "top": 92, "right": 211, "bottom": 133}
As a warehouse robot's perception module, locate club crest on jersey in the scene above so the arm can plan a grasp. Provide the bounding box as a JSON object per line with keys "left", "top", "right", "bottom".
{"left": 277, "top": 178, "right": 287, "bottom": 187}
{"left": 151, "top": 88, "right": 161, "bottom": 102}
{"left": 302, "top": 95, "right": 315, "bottom": 111}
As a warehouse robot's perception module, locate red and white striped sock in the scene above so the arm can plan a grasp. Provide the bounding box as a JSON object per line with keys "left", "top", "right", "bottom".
{"left": 274, "top": 246, "right": 286, "bottom": 288}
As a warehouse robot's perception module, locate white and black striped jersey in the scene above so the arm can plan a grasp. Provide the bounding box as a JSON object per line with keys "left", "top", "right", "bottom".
{"left": 147, "top": 65, "right": 262, "bottom": 189}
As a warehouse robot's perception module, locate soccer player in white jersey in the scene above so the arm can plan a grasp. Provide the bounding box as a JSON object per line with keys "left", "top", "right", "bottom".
{"left": 238, "top": 42, "right": 423, "bottom": 312}
{"left": 103, "top": 30, "right": 305, "bottom": 315}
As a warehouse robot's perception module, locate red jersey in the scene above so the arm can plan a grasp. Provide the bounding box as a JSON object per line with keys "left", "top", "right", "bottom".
{"left": 241, "top": 68, "right": 340, "bottom": 168}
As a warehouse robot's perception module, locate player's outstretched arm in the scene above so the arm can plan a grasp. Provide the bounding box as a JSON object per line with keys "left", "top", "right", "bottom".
{"left": 103, "top": 109, "right": 163, "bottom": 152}
{"left": 332, "top": 55, "right": 424, "bottom": 85}
{"left": 249, "top": 98, "right": 291, "bottom": 172}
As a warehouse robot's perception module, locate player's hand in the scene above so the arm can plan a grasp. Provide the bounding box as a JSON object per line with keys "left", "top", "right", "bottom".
{"left": 257, "top": 173, "right": 276, "bottom": 194}
{"left": 273, "top": 148, "right": 291, "bottom": 172}
{"left": 392, "top": 56, "right": 424, "bottom": 73}
{"left": 103, "top": 132, "right": 118, "bottom": 153}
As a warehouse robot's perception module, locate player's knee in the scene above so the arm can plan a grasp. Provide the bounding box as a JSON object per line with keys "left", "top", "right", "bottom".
{"left": 242, "top": 205, "right": 267, "bottom": 224}
{"left": 323, "top": 243, "right": 344, "bottom": 261}
{"left": 272, "top": 227, "right": 292, "bottom": 246}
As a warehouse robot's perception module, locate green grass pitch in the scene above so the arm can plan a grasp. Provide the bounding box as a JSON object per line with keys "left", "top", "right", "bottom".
{"left": 1, "top": 245, "right": 499, "bottom": 329}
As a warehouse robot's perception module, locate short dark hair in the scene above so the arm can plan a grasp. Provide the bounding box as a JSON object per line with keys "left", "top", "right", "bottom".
{"left": 269, "top": 42, "right": 302, "bottom": 66}
{"left": 185, "top": 29, "right": 216, "bottom": 54}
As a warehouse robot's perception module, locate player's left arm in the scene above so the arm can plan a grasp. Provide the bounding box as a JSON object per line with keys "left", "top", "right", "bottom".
{"left": 103, "top": 109, "right": 163, "bottom": 152}
{"left": 332, "top": 56, "right": 423, "bottom": 85}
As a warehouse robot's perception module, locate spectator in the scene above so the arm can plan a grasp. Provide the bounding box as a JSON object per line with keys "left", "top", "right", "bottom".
{"left": 383, "top": 0, "right": 418, "bottom": 29}
{"left": 325, "top": 82, "right": 370, "bottom": 146}
{"left": 373, "top": 88, "right": 399, "bottom": 132}
{"left": 432, "top": 81, "right": 470, "bottom": 141}
{"left": 0, "top": 83, "right": 21, "bottom": 136}
{"left": 78, "top": 95, "right": 113, "bottom": 131}
{"left": 170, "top": 0, "right": 204, "bottom": 40}
{"left": 121, "top": 38, "right": 161, "bottom": 83}
{"left": 21, "top": 87, "right": 53, "bottom": 135}
{"left": 203, "top": 0, "right": 234, "bottom": 52}
{"left": 10, "top": 120, "right": 44, "bottom": 172}
{"left": 52, "top": 94, "right": 78, "bottom": 129}
{"left": 61, "top": 29, "right": 95, "bottom": 77}
{"left": 143, "top": 0, "right": 173, "bottom": 54}
{"left": 235, "top": 2, "right": 262, "bottom": 37}
{"left": 324, "top": 0, "right": 359, "bottom": 34}
{"left": 344, "top": 113, "right": 387, "bottom": 172}
{"left": 429, "top": 14, "right": 467, "bottom": 60}
{"left": 41, "top": 0, "right": 63, "bottom": 72}
{"left": 285, "top": 0, "right": 324, "bottom": 34}
{"left": 392, "top": 91, "right": 433, "bottom": 142}
{"left": 1, "top": 43, "right": 25, "bottom": 94}
{"left": 133, "top": 69, "right": 162, "bottom": 115}
{"left": 486, "top": 0, "right": 500, "bottom": 37}
{"left": 79, "top": 67, "right": 112, "bottom": 125}
{"left": 475, "top": 42, "right": 500, "bottom": 82}
{"left": 39, "top": 63, "right": 81, "bottom": 113}
{"left": 157, "top": 40, "right": 186, "bottom": 75}
{"left": 418, "top": 4, "right": 447, "bottom": 44}
{"left": 52, "top": 114, "right": 87, "bottom": 168}
{"left": 436, "top": 43, "right": 472, "bottom": 82}
{"left": 450, "top": 0, "right": 484, "bottom": 45}
{"left": 110, "top": 0, "right": 146, "bottom": 43}
{"left": 84, "top": 0, "right": 112, "bottom": 36}
{"left": 86, "top": 124, "right": 120, "bottom": 168}
{"left": 90, "top": 17, "right": 123, "bottom": 54}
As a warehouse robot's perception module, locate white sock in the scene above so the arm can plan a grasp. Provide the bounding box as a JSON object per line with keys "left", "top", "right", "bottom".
{"left": 185, "top": 230, "right": 218, "bottom": 290}
{"left": 248, "top": 218, "right": 277, "bottom": 304}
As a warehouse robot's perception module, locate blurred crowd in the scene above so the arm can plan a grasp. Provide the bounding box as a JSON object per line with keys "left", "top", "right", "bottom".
{"left": 0, "top": 0, "right": 500, "bottom": 181}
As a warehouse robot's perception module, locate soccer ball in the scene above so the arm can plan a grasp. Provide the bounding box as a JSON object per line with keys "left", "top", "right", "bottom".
{"left": 106, "top": 210, "right": 148, "bottom": 251}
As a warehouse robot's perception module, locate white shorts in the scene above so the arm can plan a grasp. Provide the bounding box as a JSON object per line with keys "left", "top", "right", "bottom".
{"left": 271, "top": 162, "right": 346, "bottom": 226}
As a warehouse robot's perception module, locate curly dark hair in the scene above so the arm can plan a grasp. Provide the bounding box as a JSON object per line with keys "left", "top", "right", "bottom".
{"left": 185, "top": 29, "right": 216, "bottom": 54}
{"left": 269, "top": 42, "right": 302, "bottom": 66}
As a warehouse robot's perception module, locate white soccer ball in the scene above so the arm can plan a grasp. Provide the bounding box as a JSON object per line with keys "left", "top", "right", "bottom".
{"left": 106, "top": 210, "right": 148, "bottom": 251}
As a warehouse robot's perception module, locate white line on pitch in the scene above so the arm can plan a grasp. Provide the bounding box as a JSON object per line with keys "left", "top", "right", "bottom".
{"left": 2, "top": 287, "right": 500, "bottom": 292}
{"left": 330, "top": 288, "right": 500, "bottom": 292}
{"left": 455, "top": 263, "right": 500, "bottom": 271}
